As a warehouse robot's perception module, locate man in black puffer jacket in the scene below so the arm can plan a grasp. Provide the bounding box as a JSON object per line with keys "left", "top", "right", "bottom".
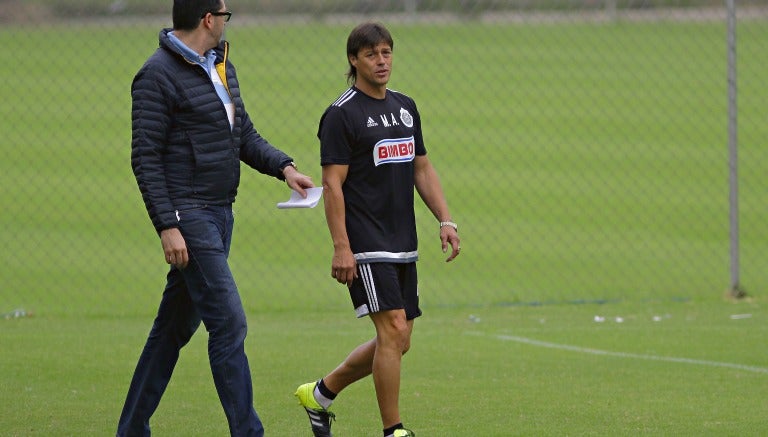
{"left": 117, "top": 1, "right": 314, "bottom": 436}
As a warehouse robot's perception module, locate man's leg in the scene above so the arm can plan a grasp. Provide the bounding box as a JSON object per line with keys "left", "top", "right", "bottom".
{"left": 117, "top": 268, "right": 201, "bottom": 437}
{"left": 180, "top": 206, "right": 263, "bottom": 437}
{"left": 296, "top": 325, "right": 412, "bottom": 437}
{"left": 369, "top": 310, "right": 413, "bottom": 429}
{"left": 323, "top": 338, "right": 376, "bottom": 392}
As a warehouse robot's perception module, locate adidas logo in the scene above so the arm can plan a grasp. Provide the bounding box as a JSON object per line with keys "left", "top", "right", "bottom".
{"left": 366, "top": 117, "right": 378, "bottom": 128}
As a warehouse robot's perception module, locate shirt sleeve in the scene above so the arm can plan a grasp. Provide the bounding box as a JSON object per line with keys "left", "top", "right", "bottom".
{"left": 319, "top": 106, "right": 354, "bottom": 166}
{"left": 131, "top": 64, "right": 178, "bottom": 233}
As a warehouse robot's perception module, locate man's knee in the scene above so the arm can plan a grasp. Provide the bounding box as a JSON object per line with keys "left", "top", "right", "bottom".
{"left": 374, "top": 311, "right": 411, "bottom": 352}
{"left": 402, "top": 339, "right": 411, "bottom": 355}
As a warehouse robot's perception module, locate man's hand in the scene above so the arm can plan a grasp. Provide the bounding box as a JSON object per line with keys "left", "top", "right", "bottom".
{"left": 331, "top": 247, "right": 358, "bottom": 286}
{"left": 160, "top": 227, "right": 188, "bottom": 269}
{"left": 441, "top": 226, "right": 461, "bottom": 262}
{"left": 283, "top": 166, "right": 315, "bottom": 198}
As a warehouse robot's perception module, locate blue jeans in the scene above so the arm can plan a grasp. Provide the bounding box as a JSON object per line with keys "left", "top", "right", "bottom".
{"left": 117, "top": 205, "right": 263, "bottom": 437}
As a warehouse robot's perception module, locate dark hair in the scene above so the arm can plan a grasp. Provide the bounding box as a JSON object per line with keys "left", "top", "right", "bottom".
{"left": 173, "top": 0, "right": 222, "bottom": 31}
{"left": 346, "top": 22, "right": 394, "bottom": 84}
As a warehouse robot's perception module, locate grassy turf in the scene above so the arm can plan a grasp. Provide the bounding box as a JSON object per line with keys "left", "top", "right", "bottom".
{"left": 0, "top": 18, "right": 767, "bottom": 435}
{"left": 2, "top": 302, "right": 767, "bottom": 435}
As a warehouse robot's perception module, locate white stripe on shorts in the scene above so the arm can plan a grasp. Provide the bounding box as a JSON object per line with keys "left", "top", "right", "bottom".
{"left": 359, "top": 264, "right": 379, "bottom": 313}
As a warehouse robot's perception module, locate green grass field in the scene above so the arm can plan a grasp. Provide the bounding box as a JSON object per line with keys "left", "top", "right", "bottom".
{"left": 1, "top": 17, "right": 767, "bottom": 436}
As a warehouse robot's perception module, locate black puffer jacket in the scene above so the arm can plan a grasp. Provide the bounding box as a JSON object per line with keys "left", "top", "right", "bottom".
{"left": 131, "top": 29, "right": 293, "bottom": 233}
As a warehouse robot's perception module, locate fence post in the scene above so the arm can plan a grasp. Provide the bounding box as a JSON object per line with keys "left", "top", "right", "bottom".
{"left": 726, "top": 0, "right": 746, "bottom": 298}
{"left": 405, "top": 0, "right": 417, "bottom": 15}
{"left": 605, "top": 0, "right": 617, "bottom": 21}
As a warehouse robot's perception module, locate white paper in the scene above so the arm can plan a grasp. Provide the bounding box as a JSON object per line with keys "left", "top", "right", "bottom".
{"left": 277, "top": 187, "right": 323, "bottom": 209}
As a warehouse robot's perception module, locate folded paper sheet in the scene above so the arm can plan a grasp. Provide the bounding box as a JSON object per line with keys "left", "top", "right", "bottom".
{"left": 277, "top": 187, "right": 323, "bottom": 209}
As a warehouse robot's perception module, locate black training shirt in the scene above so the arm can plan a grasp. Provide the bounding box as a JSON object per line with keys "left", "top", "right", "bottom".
{"left": 319, "top": 87, "right": 427, "bottom": 263}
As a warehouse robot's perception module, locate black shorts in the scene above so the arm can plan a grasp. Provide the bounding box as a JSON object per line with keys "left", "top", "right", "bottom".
{"left": 349, "top": 262, "right": 421, "bottom": 320}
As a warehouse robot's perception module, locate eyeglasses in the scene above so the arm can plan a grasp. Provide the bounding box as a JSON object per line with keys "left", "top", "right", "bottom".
{"left": 203, "top": 10, "right": 232, "bottom": 22}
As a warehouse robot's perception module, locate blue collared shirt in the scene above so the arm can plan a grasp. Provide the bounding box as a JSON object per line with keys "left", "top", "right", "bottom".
{"left": 167, "top": 31, "right": 234, "bottom": 128}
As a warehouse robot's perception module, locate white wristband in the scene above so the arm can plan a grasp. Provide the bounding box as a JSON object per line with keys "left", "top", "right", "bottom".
{"left": 439, "top": 221, "right": 458, "bottom": 231}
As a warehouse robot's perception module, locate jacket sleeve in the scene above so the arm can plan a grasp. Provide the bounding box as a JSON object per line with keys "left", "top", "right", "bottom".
{"left": 130, "top": 64, "right": 178, "bottom": 233}
{"left": 239, "top": 108, "right": 293, "bottom": 180}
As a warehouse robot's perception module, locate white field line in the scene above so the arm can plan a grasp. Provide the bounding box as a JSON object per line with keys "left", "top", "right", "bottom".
{"left": 474, "top": 332, "right": 768, "bottom": 374}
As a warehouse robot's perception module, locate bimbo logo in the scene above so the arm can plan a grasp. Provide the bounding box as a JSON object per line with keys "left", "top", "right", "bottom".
{"left": 373, "top": 136, "right": 416, "bottom": 167}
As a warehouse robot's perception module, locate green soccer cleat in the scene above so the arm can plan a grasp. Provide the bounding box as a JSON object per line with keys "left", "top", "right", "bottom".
{"left": 393, "top": 429, "right": 415, "bottom": 437}
{"left": 295, "top": 381, "right": 335, "bottom": 437}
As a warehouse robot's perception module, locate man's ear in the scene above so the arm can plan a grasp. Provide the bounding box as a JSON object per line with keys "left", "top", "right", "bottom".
{"left": 200, "top": 12, "right": 212, "bottom": 29}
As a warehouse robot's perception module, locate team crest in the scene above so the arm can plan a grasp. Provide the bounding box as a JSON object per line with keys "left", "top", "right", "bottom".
{"left": 399, "top": 108, "right": 414, "bottom": 128}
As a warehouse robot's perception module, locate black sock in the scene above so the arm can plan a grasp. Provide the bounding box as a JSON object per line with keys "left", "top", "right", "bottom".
{"left": 383, "top": 423, "right": 403, "bottom": 436}
{"left": 317, "top": 378, "right": 337, "bottom": 400}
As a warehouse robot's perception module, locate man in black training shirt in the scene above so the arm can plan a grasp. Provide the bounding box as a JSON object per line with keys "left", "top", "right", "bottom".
{"left": 295, "top": 22, "right": 461, "bottom": 437}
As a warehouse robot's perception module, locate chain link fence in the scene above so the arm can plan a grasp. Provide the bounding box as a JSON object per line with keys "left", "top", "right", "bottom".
{"left": 1, "top": 1, "right": 766, "bottom": 318}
